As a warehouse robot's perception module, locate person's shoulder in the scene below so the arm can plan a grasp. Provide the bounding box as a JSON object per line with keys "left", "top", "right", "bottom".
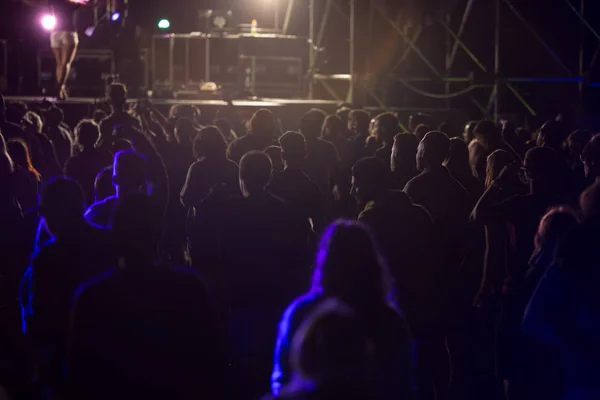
{"left": 403, "top": 171, "right": 424, "bottom": 190}
{"left": 84, "top": 195, "right": 117, "bottom": 225}
{"left": 281, "top": 292, "right": 321, "bottom": 324}
{"left": 72, "top": 268, "right": 118, "bottom": 308}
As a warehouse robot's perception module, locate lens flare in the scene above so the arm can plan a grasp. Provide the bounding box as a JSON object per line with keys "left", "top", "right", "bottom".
{"left": 111, "top": 12, "right": 120, "bottom": 22}
{"left": 158, "top": 19, "right": 170, "bottom": 29}
{"left": 41, "top": 14, "right": 57, "bottom": 31}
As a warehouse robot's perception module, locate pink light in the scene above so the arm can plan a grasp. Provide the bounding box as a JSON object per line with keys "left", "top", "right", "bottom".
{"left": 41, "top": 14, "right": 57, "bottom": 31}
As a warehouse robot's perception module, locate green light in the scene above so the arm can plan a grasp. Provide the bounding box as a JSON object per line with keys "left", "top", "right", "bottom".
{"left": 158, "top": 19, "right": 170, "bottom": 29}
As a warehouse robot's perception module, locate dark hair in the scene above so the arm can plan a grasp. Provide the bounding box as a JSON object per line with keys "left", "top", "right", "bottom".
{"left": 413, "top": 124, "right": 430, "bottom": 142}
{"left": 335, "top": 107, "right": 351, "bottom": 124}
{"left": 279, "top": 131, "right": 306, "bottom": 161}
{"left": 75, "top": 119, "right": 100, "bottom": 150}
{"left": 392, "top": 133, "right": 419, "bottom": 159}
{"left": 40, "top": 177, "right": 86, "bottom": 218}
{"left": 301, "top": 109, "right": 328, "bottom": 140}
{"left": 421, "top": 131, "right": 450, "bottom": 166}
{"left": 352, "top": 157, "right": 391, "bottom": 191}
{"left": 107, "top": 83, "right": 127, "bottom": 106}
{"left": 322, "top": 115, "right": 345, "bottom": 139}
{"left": 311, "top": 219, "right": 394, "bottom": 307}
{"left": 374, "top": 113, "right": 399, "bottom": 145}
{"left": 175, "top": 117, "right": 198, "bottom": 144}
{"left": 474, "top": 120, "right": 501, "bottom": 147}
{"left": 444, "top": 137, "right": 471, "bottom": 177}
{"left": 538, "top": 120, "right": 567, "bottom": 150}
{"left": 250, "top": 109, "right": 276, "bottom": 139}
{"left": 524, "top": 146, "right": 561, "bottom": 182}
{"left": 7, "top": 139, "right": 41, "bottom": 182}
{"left": 193, "top": 126, "right": 227, "bottom": 159}
{"left": 239, "top": 150, "right": 272, "bottom": 188}
{"left": 45, "top": 106, "right": 64, "bottom": 127}
{"left": 438, "top": 122, "right": 459, "bottom": 139}
{"left": 485, "top": 149, "right": 514, "bottom": 188}
{"left": 535, "top": 206, "right": 579, "bottom": 249}
{"left": 93, "top": 109, "right": 107, "bottom": 124}
{"left": 348, "top": 110, "right": 370, "bottom": 133}
{"left": 113, "top": 150, "right": 148, "bottom": 189}
{"left": 581, "top": 134, "right": 600, "bottom": 164}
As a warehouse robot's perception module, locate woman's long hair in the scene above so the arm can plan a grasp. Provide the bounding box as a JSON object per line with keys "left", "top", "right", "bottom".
{"left": 311, "top": 219, "right": 395, "bottom": 307}
{"left": 444, "top": 137, "right": 472, "bottom": 179}
{"left": 485, "top": 149, "right": 515, "bottom": 189}
{"left": 7, "top": 139, "right": 41, "bottom": 182}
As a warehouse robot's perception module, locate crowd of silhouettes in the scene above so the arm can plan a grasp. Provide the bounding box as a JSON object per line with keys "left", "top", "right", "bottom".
{"left": 0, "top": 84, "right": 600, "bottom": 400}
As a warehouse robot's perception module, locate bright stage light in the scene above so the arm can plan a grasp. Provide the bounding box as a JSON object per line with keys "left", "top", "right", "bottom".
{"left": 111, "top": 12, "right": 121, "bottom": 22}
{"left": 41, "top": 14, "right": 57, "bottom": 31}
{"left": 158, "top": 19, "right": 170, "bottom": 29}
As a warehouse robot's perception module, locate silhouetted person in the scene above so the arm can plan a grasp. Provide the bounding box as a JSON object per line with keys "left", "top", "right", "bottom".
{"left": 214, "top": 117, "right": 238, "bottom": 144}
{"left": 404, "top": 130, "right": 470, "bottom": 399}
{"left": 221, "top": 151, "right": 313, "bottom": 398}
{"left": 0, "top": 93, "right": 27, "bottom": 144}
{"left": 23, "top": 177, "right": 113, "bottom": 395}
{"left": 444, "top": 137, "right": 484, "bottom": 203}
{"left": 267, "top": 131, "right": 324, "bottom": 233}
{"left": 472, "top": 146, "right": 569, "bottom": 400}
{"left": 271, "top": 220, "right": 414, "bottom": 399}
{"left": 99, "top": 83, "right": 141, "bottom": 146}
{"left": 347, "top": 110, "right": 371, "bottom": 165}
{"left": 537, "top": 119, "right": 568, "bottom": 157}
{"left": 44, "top": 106, "right": 73, "bottom": 168}
{"left": 227, "top": 108, "right": 277, "bottom": 164}
{"left": 391, "top": 133, "right": 419, "bottom": 188}
{"left": 373, "top": 113, "right": 399, "bottom": 166}
{"left": 68, "top": 194, "right": 224, "bottom": 400}
{"left": 265, "top": 145, "right": 284, "bottom": 172}
{"left": 94, "top": 166, "right": 114, "bottom": 203}
{"left": 580, "top": 134, "right": 600, "bottom": 182}
{"left": 23, "top": 111, "right": 61, "bottom": 179}
{"left": 85, "top": 150, "right": 148, "bottom": 228}
{"left": 462, "top": 121, "right": 477, "bottom": 144}
{"left": 413, "top": 124, "right": 431, "bottom": 142}
{"left": 181, "top": 126, "right": 239, "bottom": 212}
{"left": 322, "top": 114, "right": 351, "bottom": 170}
{"left": 92, "top": 109, "right": 107, "bottom": 125}
{"left": 439, "top": 121, "right": 460, "bottom": 139}
{"left": 566, "top": 129, "right": 592, "bottom": 176}
{"left": 523, "top": 189, "right": 600, "bottom": 400}
{"left": 470, "top": 120, "right": 518, "bottom": 183}
{"left": 64, "top": 119, "right": 113, "bottom": 205}
{"left": 6, "top": 139, "right": 40, "bottom": 214}
{"left": 351, "top": 157, "right": 434, "bottom": 333}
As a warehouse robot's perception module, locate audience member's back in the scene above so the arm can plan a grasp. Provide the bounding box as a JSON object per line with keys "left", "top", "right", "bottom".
{"left": 68, "top": 194, "right": 224, "bottom": 400}
{"left": 227, "top": 108, "right": 277, "bottom": 163}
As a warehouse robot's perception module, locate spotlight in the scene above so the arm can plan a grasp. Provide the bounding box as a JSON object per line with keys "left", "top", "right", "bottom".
{"left": 111, "top": 12, "right": 120, "bottom": 22}
{"left": 158, "top": 19, "right": 170, "bottom": 30}
{"left": 41, "top": 14, "right": 57, "bottom": 31}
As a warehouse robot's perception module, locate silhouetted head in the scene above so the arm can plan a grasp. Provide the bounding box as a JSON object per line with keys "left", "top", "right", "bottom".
{"left": 466, "top": 121, "right": 482, "bottom": 142}
{"left": 279, "top": 131, "right": 306, "bottom": 167}
{"left": 534, "top": 206, "right": 578, "bottom": 251}
{"left": 523, "top": 146, "right": 562, "bottom": 194}
{"left": 474, "top": 120, "right": 501, "bottom": 148}
{"left": 174, "top": 117, "right": 198, "bottom": 145}
{"left": 106, "top": 83, "right": 128, "bottom": 109}
{"left": 485, "top": 149, "right": 515, "bottom": 189}
{"left": 348, "top": 110, "right": 370, "bottom": 136}
{"left": 113, "top": 150, "right": 148, "bottom": 196}
{"left": 111, "top": 193, "right": 163, "bottom": 266}
{"left": 193, "top": 126, "right": 227, "bottom": 159}
{"left": 413, "top": 124, "right": 431, "bottom": 142}
{"left": 301, "top": 109, "right": 327, "bottom": 141}
{"left": 249, "top": 108, "right": 276, "bottom": 141}
{"left": 214, "top": 118, "right": 236, "bottom": 142}
{"left": 7, "top": 102, "right": 28, "bottom": 124}
{"left": 92, "top": 108, "right": 107, "bottom": 125}
{"left": 74, "top": 119, "right": 100, "bottom": 151}
{"left": 538, "top": 120, "right": 567, "bottom": 152}
{"left": 24, "top": 111, "right": 43, "bottom": 134}
{"left": 391, "top": 133, "right": 419, "bottom": 172}
{"left": 351, "top": 157, "right": 392, "bottom": 209}
{"left": 566, "top": 129, "right": 592, "bottom": 161}
{"left": 239, "top": 150, "right": 272, "bottom": 197}
{"left": 516, "top": 127, "right": 532, "bottom": 144}
{"left": 7, "top": 139, "right": 40, "bottom": 181}
{"left": 264, "top": 145, "right": 283, "bottom": 172}
{"left": 335, "top": 107, "right": 351, "bottom": 125}
{"left": 580, "top": 134, "right": 600, "bottom": 180}
{"left": 444, "top": 137, "right": 471, "bottom": 177}
{"left": 290, "top": 299, "right": 372, "bottom": 392}
{"left": 95, "top": 166, "right": 115, "bottom": 202}
{"left": 40, "top": 177, "right": 86, "bottom": 237}
{"left": 311, "top": 219, "right": 393, "bottom": 307}
{"left": 45, "top": 106, "right": 64, "bottom": 128}
{"left": 416, "top": 131, "right": 450, "bottom": 171}
{"left": 409, "top": 112, "right": 432, "bottom": 132}
{"left": 439, "top": 122, "right": 459, "bottom": 139}
{"left": 373, "top": 113, "right": 399, "bottom": 147}
{"left": 580, "top": 180, "right": 600, "bottom": 220}
{"left": 322, "top": 114, "right": 345, "bottom": 139}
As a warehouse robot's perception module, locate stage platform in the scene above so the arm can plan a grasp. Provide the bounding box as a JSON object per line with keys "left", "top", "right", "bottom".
{"left": 4, "top": 95, "right": 342, "bottom": 130}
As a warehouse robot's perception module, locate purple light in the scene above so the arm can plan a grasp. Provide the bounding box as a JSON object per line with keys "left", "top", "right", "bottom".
{"left": 41, "top": 14, "right": 57, "bottom": 31}
{"left": 111, "top": 12, "right": 120, "bottom": 22}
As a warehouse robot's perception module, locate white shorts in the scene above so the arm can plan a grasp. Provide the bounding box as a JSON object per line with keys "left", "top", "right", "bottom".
{"left": 50, "top": 31, "right": 79, "bottom": 48}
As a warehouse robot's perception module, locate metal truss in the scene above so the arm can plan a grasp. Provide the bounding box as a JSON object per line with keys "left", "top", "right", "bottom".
{"left": 281, "top": 0, "right": 599, "bottom": 120}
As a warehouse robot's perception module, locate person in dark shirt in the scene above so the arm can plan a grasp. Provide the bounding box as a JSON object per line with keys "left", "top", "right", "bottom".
{"left": 64, "top": 119, "right": 113, "bottom": 205}
{"left": 181, "top": 126, "right": 239, "bottom": 212}
{"left": 23, "top": 110, "right": 61, "bottom": 179}
{"left": 227, "top": 108, "right": 278, "bottom": 164}
{"left": 265, "top": 145, "right": 284, "bottom": 172}
{"left": 267, "top": 131, "right": 325, "bottom": 234}
{"left": 85, "top": 150, "right": 148, "bottom": 228}
{"left": 322, "top": 115, "right": 351, "bottom": 171}
{"left": 94, "top": 166, "right": 114, "bottom": 203}
{"left": 391, "top": 133, "right": 419, "bottom": 188}
{"left": 68, "top": 194, "right": 224, "bottom": 400}
{"left": 221, "top": 151, "right": 313, "bottom": 398}
{"left": 44, "top": 106, "right": 73, "bottom": 168}
{"left": 98, "top": 83, "right": 141, "bottom": 146}
{"left": 347, "top": 110, "right": 371, "bottom": 166}
{"left": 271, "top": 220, "right": 415, "bottom": 399}
{"left": 373, "top": 113, "right": 400, "bottom": 166}
{"left": 580, "top": 134, "right": 600, "bottom": 183}
{"left": 23, "top": 177, "right": 113, "bottom": 395}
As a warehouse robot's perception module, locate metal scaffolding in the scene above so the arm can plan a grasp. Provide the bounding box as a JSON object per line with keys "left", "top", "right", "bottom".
{"left": 281, "top": 0, "right": 599, "bottom": 121}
